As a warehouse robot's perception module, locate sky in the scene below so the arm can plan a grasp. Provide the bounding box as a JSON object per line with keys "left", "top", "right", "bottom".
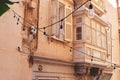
{"left": 108, "top": 0, "right": 117, "bottom": 8}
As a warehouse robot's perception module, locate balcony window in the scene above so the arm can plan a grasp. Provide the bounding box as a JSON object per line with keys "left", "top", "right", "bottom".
{"left": 85, "top": 24, "right": 92, "bottom": 42}
{"left": 84, "top": 17, "right": 107, "bottom": 49}
{"left": 75, "top": 16, "right": 83, "bottom": 40}
{"left": 76, "top": 27, "right": 82, "bottom": 40}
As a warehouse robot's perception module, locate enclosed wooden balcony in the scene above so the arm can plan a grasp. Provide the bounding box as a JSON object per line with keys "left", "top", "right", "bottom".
{"left": 73, "top": 7, "right": 111, "bottom": 68}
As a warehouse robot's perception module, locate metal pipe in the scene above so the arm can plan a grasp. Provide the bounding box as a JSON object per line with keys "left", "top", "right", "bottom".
{"left": 36, "top": 0, "right": 40, "bottom": 50}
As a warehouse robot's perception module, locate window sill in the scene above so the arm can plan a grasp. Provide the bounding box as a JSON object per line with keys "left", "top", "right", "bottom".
{"left": 47, "top": 36, "right": 69, "bottom": 43}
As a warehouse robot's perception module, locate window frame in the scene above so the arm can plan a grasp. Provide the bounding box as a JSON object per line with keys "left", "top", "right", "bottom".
{"left": 50, "top": 0, "right": 73, "bottom": 42}
{"left": 76, "top": 26, "right": 82, "bottom": 40}
{"left": 84, "top": 17, "right": 107, "bottom": 49}
{"left": 75, "top": 16, "right": 83, "bottom": 41}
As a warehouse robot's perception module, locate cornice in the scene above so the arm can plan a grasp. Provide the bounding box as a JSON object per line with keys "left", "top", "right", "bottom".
{"left": 73, "top": 6, "right": 109, "bottom": 27}
{"left": 33, "top": 54, "right": 74, "bottom": 66}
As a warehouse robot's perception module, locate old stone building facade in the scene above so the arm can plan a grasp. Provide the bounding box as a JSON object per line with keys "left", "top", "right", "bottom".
{"left": 0, "top": 0, "right": 120, "bottom": 80}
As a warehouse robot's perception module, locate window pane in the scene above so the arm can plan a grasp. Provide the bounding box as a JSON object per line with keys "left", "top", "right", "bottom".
{"left": 101, "top": 27, "right": 106, "bottom": 34}
{"left": 93, "top": 50, "right": 101, "bottom": 58}
{"left": 76, "top": 34, "right": 82, "bottom": 40}
{"left": 96, "top": 23, "right": 100, "bottom": 31}
{"left": 85, "top": 17, "right": 90, "bottom": 25}
{"left": 76, "top": 17, "right": 82, "bottom": 23}
{"left": 92, "top": 29, "right": 96, "bottom": 45}
{"left": 101, "top": 35, "right": 106, "bottom": 49}
{"left": 96, "top": 31, "right": 101, "bottom": 47}
{"left": 76, "top": 27, "right": 82, "bottom": 33}
{"left": 59, "top": 3, "right": 65, "bottom": 20}
{"left": 92, "top": 20, "right": 96, "bottom": 29}
{"left": 86, "top": 25, "right": 91, "bottom": 42}
{"left": 76, "top": 27, "right": 82, "bottom": 40}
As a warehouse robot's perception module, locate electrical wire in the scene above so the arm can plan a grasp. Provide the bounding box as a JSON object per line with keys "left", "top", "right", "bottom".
{"left": 13, "top": 14, "right": 120, "bottom": 69}
{"left": 39, "top": 30, "right": 120, "bottom": 69}
{"left": 38, "top": 0, "right": 89, "bottom": 29}
{"left": 9, "top": 0, "right": 120, "bottom": 69}
{"left": 11, "top": 9, "right": 34, "bottom": 27}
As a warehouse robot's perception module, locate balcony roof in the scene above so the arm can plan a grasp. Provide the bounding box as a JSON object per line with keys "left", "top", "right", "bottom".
{"left": 73, "top": 0, "right": 105, "bottom": 16}
{"left": 73, "top": 6, "right": 109, "bottom": 27}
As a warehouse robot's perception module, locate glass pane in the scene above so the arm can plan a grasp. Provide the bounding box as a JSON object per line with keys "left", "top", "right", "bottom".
{"left": 96, "top": 23, "right": 100, "bottom": 31}
{"left": 92, "top": 29, "right": 96, "bottom": 45}
{"left": 101, "top": 35, "right": 106, "bottom": 49}
{"left": 85, "top": 17, "right": 90, "bottom": 25}
{"left": 76, "top": 34, "right": 82, "bottom": 40}
{"left": 76, "top": 17, "right": 82, "bottom": 23}
{"left": 93, "top": 50, "right": 101, "bottom": 58}
{"left": 96, "top": 31, "right": 101, "bottom": 47}
{"left": 101, "top": 27, "right": 106, "bottom": 34}
{"left": 76, "top": 27, "right": 82, "bottom": 40}
{"left": 76, "top": 27, "right": 82, "bottom": 33}
{"left": 92, "top": 20, "right": 96, "bottom": 29}
{"left": 86, "top": 26, "right": 91, "bottom": 42}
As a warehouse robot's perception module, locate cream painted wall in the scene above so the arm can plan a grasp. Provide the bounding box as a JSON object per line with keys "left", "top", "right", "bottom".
{"left": 102, "top": 0, "right": 120, "bottom": 80}
{"left": 36, "top": 0, "right": 73, "bottom": 61}
{"left": 0, "top": 0, "right": 120, "bottom": 80}
{"left": 0, "top": 2, "right": 32, "bottom": 80}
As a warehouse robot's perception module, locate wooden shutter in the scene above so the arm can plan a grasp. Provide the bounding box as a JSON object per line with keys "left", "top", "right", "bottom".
{"left": 51, "top": 0, "right": 59, "bottom": 37}
{"left": 65, "top": 6, "right": 72, "bottom": 41}
{"left": 107, "top": 29, "right": 111, "bottom": 56}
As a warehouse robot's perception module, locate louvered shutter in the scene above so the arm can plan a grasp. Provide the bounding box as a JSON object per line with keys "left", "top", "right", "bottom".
{"left": 51, "top": 0, "right": 59, "bottom": 37}
{"left": 64, "top": 6, "right": 72, "bottom": 41}
{"left": 75, "top": 16, "right": 82, "bottom": 40}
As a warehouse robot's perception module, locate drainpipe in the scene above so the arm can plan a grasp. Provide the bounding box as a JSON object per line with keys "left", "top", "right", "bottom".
{"left": 108, "top": 23, "right": 113, "bottom": 67}
{"left": 36, "top": 0, "right": 40, "bottom": 50}
{"left": 110, "top": 24, "right": 112, "bottom": 67}
{"left": 73, "top": 0, "right": 77, "bottom": 9}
